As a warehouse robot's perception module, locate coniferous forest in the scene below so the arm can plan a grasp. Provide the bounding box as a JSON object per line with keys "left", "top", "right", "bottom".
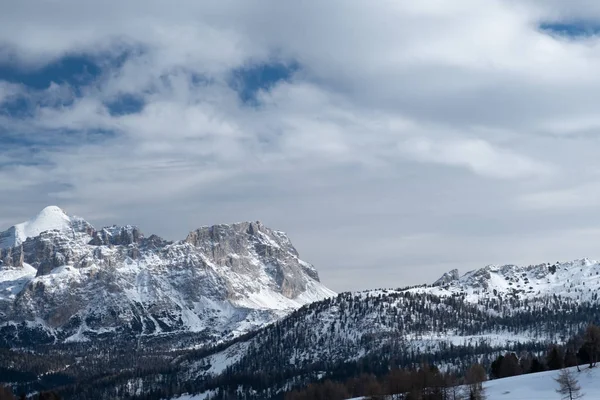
{"left": 3, "top": 287, "right": 600, "bottom": 399}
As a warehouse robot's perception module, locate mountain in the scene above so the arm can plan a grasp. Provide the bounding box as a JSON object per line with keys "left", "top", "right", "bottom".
{"left": 422, "top": 258, "right": 600, "bottom": 303}
{"left": 157, "top": 259, "right": 600, "bottom": 399}
{"left": 0, "top": 206, "right": 335, "bottom": 347}
{"left": 3, "top": 242, "right": 600, "bottom": 400}
{"left": 0, "top": 205, "right": 91, "bottom": 249}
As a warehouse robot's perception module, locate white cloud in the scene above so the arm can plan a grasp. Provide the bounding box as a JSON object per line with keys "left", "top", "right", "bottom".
{"left": 3, "top": 0, "right": 600, "bottom": 291}
{"left": 401, "top": 137, "right": 553, "bottom": 179}
{"left": 519, "top": 183, "right": 600, "bottom": 210}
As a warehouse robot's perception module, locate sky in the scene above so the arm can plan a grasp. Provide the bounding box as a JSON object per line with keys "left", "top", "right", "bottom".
{"left": 4, "top": 1, "right": 600, "bottom": 292}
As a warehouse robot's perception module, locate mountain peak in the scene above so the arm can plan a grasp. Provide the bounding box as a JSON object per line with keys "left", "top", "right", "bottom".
{"left": 37, "top": 205, "right": 67, "bottom": 216}
{"left": 433, "top": 268, "right": 460, "bottom": 286}
{"left": 0, "top": 205, "right": 91, "bottom": 249}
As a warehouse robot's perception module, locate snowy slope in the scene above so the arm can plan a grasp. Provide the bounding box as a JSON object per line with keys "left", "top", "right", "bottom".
{"left": 348, "top": 366, "right": 599, "bottom": 400}
{"left": 0, "top": 263, "right": 36, "bottom": 302}
{"left": 483, "top": 366, "right": 594, "bottom": 400}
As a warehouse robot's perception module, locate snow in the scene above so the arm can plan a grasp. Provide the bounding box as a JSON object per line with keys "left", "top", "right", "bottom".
{"left": 411, "top": 258, "right": 600, "bottom": 304}
{"left": 205, "top": 342, "right": 249, "bottom": 375}
{"left": 233, "top": 280, "right": 335, "bottom": 311}
{"left": 0, "top": 263, "right": 37, "bottom": 301}
{"left": 0, "top": 206, "right": 73, "bottom": 249}
{"left": 349, "top": 365, "right": 600, "bottom": 400}
{"left": 483, "top": 366, "right": 594, "bottom": 400}
{"left": 293, "top": 281, "right": 337, "bottom": 304}
{"left": 168, "top": 391, "right": 216, "bottom": 400}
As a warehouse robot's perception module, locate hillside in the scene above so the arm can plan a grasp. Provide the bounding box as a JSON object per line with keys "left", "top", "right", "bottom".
{"left": 160, "top": 259, "right": 600, "bottom": 399}
{"left": 346, "top": 365, "right": 598, "bottom": 400}
{"left": 483, "top": 366, "right": 594, "bottom": 400}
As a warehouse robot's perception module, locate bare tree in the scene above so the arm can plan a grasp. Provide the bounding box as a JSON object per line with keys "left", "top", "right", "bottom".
{"left": 584, "top": 325, "right": 600, "bottom": 368}
{"left": 555, "top": 369, "right": 584, "bottom": 400}
{"left": 0, "top": 385, "right": 16, "bottom": 400}
{"left": 465, "top": 364, "right": 487, "bottom": 400}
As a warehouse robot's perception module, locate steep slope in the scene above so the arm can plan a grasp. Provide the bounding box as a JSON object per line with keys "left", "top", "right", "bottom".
{"left": 192, "top": 288, "right": 588, "bottom": 378}
{"left": 0, "top": 206, "right": 335, "bottom": 347}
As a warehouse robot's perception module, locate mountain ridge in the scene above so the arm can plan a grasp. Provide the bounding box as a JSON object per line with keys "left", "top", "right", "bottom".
{"left": 421, "top": 257, "right": 600, "bottom": 303}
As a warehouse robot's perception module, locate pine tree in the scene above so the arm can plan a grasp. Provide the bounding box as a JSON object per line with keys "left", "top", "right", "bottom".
{"left": 547, "top": 346, "right": 565, "bottom": 370}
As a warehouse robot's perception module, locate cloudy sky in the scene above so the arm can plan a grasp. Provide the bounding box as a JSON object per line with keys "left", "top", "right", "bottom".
{"left": 3, "top": 1, "right": 600, "bottom": 291}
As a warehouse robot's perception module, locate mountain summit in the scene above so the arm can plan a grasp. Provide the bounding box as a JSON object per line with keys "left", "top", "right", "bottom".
{"left": 0, "top": 207, "right": 335, "bottom": 346}
{"left": 0, "top": 206, "right": 92, "bottom": 249}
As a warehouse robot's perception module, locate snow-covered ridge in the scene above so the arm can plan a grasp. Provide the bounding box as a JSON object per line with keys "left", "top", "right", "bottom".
{"left": 420, "top": 258, "right": 600, "bottom": 303}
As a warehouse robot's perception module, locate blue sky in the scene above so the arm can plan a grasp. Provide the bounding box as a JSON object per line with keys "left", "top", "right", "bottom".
{"left": 0, "top": 52, "right": 297, "bottom": 120}
{"left": 0, "top": 51, "right": 298, "bottom": 162}
{"left": 3, "top": 1, "right": 600, "bottom": 291}
{"left": 540, "top": 22, "right": 600, "bottom": 37}
{"left": 0, "top": 55, "right": 101, "bottom": 89}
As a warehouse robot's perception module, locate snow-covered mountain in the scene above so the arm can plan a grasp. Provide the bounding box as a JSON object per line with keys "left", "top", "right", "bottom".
{"left": 163, "top": 259, "right": 600, "bottom": 399}
{"left": 0, "top": 206, "right": 335, "bottom": 346}
{"left": 0, "top": 206, "right": 91, "bottom": 249}
{"left": 4, "top": 231, "right": 600, "bottom": 399}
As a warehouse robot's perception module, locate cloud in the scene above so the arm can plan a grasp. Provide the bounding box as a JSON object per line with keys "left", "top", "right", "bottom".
{"left": 0, "top": 82, "right": 24, "bottom": 105}
{"left": 3, "top": 0, "right": 600, "bottom": 291}
{"left": 401, "top": 137, "right": 553, "bottom": 179}
{"left": 519, "top": 183, "right": 600, "bottom": 210}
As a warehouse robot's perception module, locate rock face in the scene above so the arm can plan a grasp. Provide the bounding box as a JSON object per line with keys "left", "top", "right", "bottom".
{"left": 0, "top": 207, "right": 335, "bottom": 346}
{"left": 432, "top": 268, "right": 459, "bottom": 286}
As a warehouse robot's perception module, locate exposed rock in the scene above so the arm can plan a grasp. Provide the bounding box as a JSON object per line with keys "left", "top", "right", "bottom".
{"left": 433, "top": 268, "right": 459, "bottom": 286}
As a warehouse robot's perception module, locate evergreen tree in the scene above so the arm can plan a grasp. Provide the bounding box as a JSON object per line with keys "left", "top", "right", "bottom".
{"left": 547, "top": 346, "right": 565, "bottom": 370}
